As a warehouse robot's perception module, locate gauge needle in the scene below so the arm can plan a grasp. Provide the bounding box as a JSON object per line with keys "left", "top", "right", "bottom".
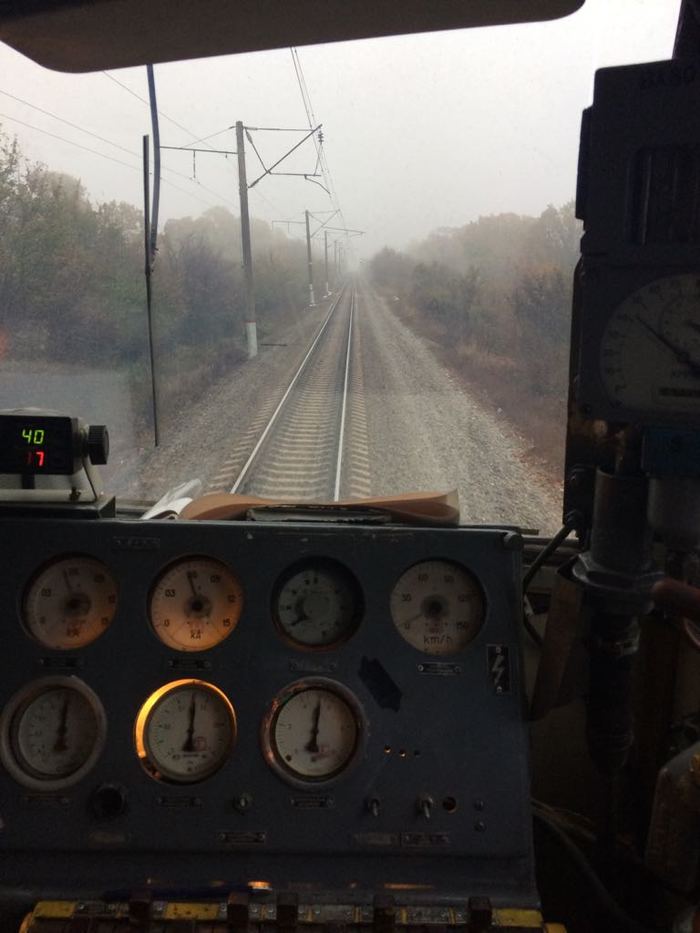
{"left": 182, "top": 692, "right": 196, "bottom": 752}
{"left": 305, "top": 700, "right": 321, "bottom": 754}
{"left": 636, "top": 315, "right": 700, "bottom": 377}
{"left": 289, "top": 602, "right": 310, "bottom": 627}
{"left": 53, "top": 693, "right": 69, "bottom": 753}
{"left": 63, "top": 570, "right": 74, "bottom": 592}
{"left": 186, "top": 572, "right": 198, "bottom": 598}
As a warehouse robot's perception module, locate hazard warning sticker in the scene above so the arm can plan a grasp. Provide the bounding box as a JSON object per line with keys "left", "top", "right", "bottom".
{"left": 487, "top": 645, "right": 511, "bottom": 695}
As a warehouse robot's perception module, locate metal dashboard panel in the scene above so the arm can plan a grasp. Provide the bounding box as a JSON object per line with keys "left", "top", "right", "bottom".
{"left": 0, "top": 518, "right": 534, "bottom": 905}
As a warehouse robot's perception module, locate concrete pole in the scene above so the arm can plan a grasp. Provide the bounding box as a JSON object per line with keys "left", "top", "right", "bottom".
{"left": 305, "top": 210, "right": 316, "bottom": 307}
{"left": 324, "top": 230, "right": 330, "bottom": 298}
{"left": 236, "top": 121, "right": 257, "bottom": 358}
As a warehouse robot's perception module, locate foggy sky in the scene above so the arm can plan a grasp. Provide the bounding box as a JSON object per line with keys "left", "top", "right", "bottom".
{"left": 0, "top": 0, "right": 681, "bottom": 258}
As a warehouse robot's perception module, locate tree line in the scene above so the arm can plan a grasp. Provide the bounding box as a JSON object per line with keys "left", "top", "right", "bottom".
{"left": 0, "top": 128, "right": 324, "bottom": 426}
{"left": 368, "top": 203, "right": 581, "bottom": 469}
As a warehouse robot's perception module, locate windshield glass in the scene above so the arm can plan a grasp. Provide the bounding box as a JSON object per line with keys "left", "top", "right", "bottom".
{"left": 0, "top": 0, "right": 680, "bottom": 531}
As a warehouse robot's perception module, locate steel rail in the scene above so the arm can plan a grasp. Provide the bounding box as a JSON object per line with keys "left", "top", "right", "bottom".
{"left": 229, "top": 284, "right": 350, "bottom": 495}
{"left": 333, "top": 288, "right": 354, "bottom": 501}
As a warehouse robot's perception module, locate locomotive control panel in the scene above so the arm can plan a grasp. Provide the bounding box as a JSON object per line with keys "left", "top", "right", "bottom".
{"left": 0, "top": 515, "right": 533, "bottom": 911}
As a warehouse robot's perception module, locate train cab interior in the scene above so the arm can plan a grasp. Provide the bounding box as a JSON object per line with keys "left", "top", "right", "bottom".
{"left": 2, "top": 0, "right": 700, "bottom": 931}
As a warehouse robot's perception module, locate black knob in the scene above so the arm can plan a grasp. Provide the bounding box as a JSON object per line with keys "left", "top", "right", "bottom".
{"left": 87, "top": 424, "right": 109, "bottom": 465}
{"left": 89, "top": 783, "right": 127, "bottom": 819}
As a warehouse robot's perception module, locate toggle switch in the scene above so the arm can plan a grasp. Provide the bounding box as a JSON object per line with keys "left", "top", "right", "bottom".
{"left": 365, "top": 796, "right": 381, "bottom": 817}
{"left": 417, "top": 795, "right": 433, "bottom": 819}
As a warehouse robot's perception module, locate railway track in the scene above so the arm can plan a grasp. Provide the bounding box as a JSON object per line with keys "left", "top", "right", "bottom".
{"left": 216, "top": 283, "right": 370, "bottom": 501}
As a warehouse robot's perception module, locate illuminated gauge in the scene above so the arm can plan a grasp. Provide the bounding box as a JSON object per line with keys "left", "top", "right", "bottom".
{"left": 22, "top": 555, "right": 118, "bottom": 650}
{"left": 600, "top": 274, "right": 700, "bottom": 414}
{"left": 135, "top": 679, "right": 236, "bottom": 783}
{"left": 149, "top": 556, "right": 243, "bottom": 651}
{"left": 261, "top": 679, "right": 364, "bottom": 785}
{"left": 0, "top": 676, "right": 106, "bottom": 791}
{"left": 390, "top": 560, "right": 485, "bottom": 656}
{"left": 273, "top": 559, "right": 362, "bottom": 650}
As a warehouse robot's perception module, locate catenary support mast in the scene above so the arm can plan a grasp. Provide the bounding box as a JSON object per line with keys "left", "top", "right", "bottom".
{"left": 305, "top": 210, "right": 316, "bottom": 307}
{"left": 236, "top": 121, "right": 257, "bottom": 359}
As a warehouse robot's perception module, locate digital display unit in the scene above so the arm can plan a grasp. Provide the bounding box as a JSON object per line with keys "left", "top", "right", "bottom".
{"left": 0, "top": 415, "right": 80, "bottom": 475}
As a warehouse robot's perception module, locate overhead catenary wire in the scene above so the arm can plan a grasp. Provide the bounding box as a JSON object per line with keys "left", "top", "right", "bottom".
{"left": 102, "top": 71, "right": 207, "bottom": 141}
{"left": 103, "top": 69, "right": 243, "bottom": 194}
{"left": 0, "top": 98, "right": 239, "bottom": 212}
{"left": 0, "top": 111, "right": 224, "bottom": 212}
{"left": 290, "top": 47, "right": 354, "bottom": 259}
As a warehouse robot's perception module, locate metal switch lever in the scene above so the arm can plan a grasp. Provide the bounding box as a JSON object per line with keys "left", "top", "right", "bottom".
{"left": 366, "top": 796, "right": 381, "bottom": 817}
{"left": 417, "top": 795, "right": 433, "bottom": 819}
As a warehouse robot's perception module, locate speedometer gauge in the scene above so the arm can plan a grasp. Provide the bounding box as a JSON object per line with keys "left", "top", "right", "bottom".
{"left": 261, "top": 679, "right": 364, "bottom": 785}
{"left": 22, "top": 555, "right": 118, "bottom": 650}
{"left": 273, "top": 559, "right": 362, "bottom": 650}
{"left": 149, "top": 556, "right": 243, "bottom": 651}
{"left": 135, "top": 679, "right": 236, "bottom": 783}
{"left": 390, "top": 560, "right": 485, "bottom": 656}
{"left": 0, "top": 676, "right": 106, "bottom": 791}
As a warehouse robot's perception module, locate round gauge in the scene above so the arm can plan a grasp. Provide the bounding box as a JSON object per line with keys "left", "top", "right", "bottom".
{"left": 273, "top": 559, "right": 362, "bottom": 650}
{"left": 0, "top": 677, "right": 106, "bottom": 791}
{"left": 261, "top": 679, "right": 363, "bottom": 785}
{"left": 149, "top": 557, "right": 243, "bottom": 652}
{"left": 390, "top": 560, "right": 485, "bottom": 656}
{"left": 600, "top": 274, "right": 700, "bottom": 414}
{"left": 135, "top": 679, "right": 236, "bottom": 783}
{"left": 22, "top": 555, "right": 118, "bottom": 650}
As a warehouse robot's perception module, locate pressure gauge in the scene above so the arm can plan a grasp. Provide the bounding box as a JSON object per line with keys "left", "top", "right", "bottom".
{"left": 273, "top": 559, "right": 362, "bottom": 650}
{"left": 599, "top": 274, "right": 700, "bottom": 417}
{"left": 0, "top": 676, "right": 106, "bottom": 791}
{"left": 149, "top": 557, "right": 243, "bottom": 651}
{"left": 135, "top": 679, "right": 236, "bottom": 783}
{"left": 261, "top": 679, "right": 364, "bottom": 785}
{"left": 22, "top": 555, "right": 118, "bottom": 650}
{"left": 390, "top": 560, "right": 485, "bottom": 656}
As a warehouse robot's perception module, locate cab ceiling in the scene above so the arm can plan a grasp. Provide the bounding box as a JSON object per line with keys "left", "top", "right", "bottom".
{"left": 0, "top": 0, "right": 585, "bottom": 73}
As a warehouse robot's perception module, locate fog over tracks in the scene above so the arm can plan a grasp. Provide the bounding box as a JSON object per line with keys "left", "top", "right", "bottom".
{"left": 112, "top": 277, "right": 559, "bottom": 532}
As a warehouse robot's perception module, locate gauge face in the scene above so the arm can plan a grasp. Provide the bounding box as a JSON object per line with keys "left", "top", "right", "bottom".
{"left": 273, "top": 559, "right": 361, "bottom": 650}
{"left": 262, "top": 680, "right": 362, "bottom": 784}
{"left": 149, "top": 557, "right": 243, "bottom": 651}
{"left": 600, "top": 274, "right": 700, "bottom": 415}
{"left": 0, "top": 677, "right": 106, "bottom": 790}
{"left": 22, "top": 555, "right": 118, "bottom": 650}
{"left": 135, "top": 679, "right": 236, "bottom": 783}
{"left": 390, "top": 560, "right": 485, "bottom": 656}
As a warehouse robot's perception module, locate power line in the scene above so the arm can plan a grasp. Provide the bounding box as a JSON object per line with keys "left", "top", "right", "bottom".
{"left": 103, "top": 71, "right": 240, "bottom": 185}
{"left": 0, "top": 111, "right": 141, "bottom": 172}
{"left": 0, "top": 111, "right": 222, "bottom": 211}
{"left": 0, "top": 88, "right": 137, "bottom": 158}
{"left": 289, "top": 47, "right": 352, "bottom": 251}
{"left": 102, "top": 71, "right": 203, "bottom": 141}
{"left": 0, "top": 87, "right": 214, "bottom": 191}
